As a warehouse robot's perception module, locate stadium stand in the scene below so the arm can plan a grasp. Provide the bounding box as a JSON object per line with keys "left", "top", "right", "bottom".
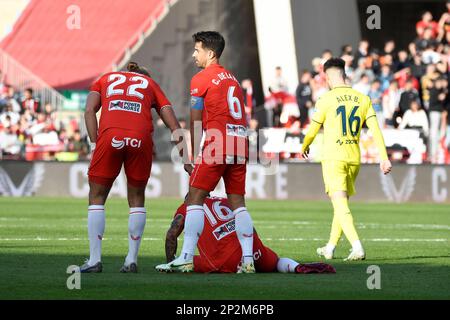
{"left": 0, "top": 1, "right": 448, "bottom": 164}
{"left": 0, "top": 0, "right": 175, "bottom": 89}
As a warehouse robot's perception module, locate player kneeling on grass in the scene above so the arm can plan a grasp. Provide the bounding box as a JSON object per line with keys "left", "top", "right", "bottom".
{"left": 79, "top": 62, "right": 183, "bottom": 273}
{"left": 155, "top": 196, "right": 335, "bottom": 274}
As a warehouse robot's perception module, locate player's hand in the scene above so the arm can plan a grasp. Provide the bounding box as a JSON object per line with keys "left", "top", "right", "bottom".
{"left": 184, "top": 164, "right": 194, "bottom": 176}
{"left": 301, "top": 148, "right": 310, "bottom": 160}
{"left": 380, "top": 160, "right": 392, "bottom": 175}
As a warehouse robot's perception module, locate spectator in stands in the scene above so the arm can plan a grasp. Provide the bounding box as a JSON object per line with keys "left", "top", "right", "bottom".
{"left": 321, "top": 49, "right": 333, "bottom": 64}
{"left": 421, "top": 64, "right": 440, "bottom": 109}
{"left": 0, "top": 126, "right": 21, "bottom": 157}
{"left": 0, "top": 103, "right": 20, "bottom": 127}
{"left": 411, "top": 53, "right": 426, "bottom": 81}
{"left": 21, "top": 87, "right": 40, "bottom": 114}
{"left": 438, "top": 5, "right": 450, "bottom": 43}
{"left": 444, "top": 96, "right": 450, "bottom": 151}
{"left": 399, "top": 79, "right": 420, "bottom": 117}
{"left": 295, "top": 70, "right": 313, "bottom": 128}
{"left": 383, "top": 40, "right": 396, "bottom": 56}
{"left": 241, "top": 79, "right": 256, "bottom": 123}
{"left": 68, "top": 129, "right": 89, "bottom": 159}
{"left": 368, "top": 80, "right": 384, "bottom": 128}
{"left": 378, "top": 64, "right": 393, "bottom": 92}
{"left": 341, "top": 44, "right": 353, "bottom": 56}
{"left": 421, "top": 44, "right": 441, "bottom": 65}
{"left": 3, "top": 85, "right": 22, "bottom": 113}
{"left": 428, "top": 77, "right": 448, "bottom": 162}
{"left": 416, "top": 11, "right": 439, "bottom": 39}
{"left": 269, "top": 66, "right": 289, "bottom": 93}
{"left": 354, "top": 73, "right": 371, "bottom": 95}
{"left": 369, "top": 49, "right": 382, "bottom": 75}
{"left": 341, "top": 53, "right": 355, "bottom": 80}
{"left": 394, "top": 50, "right": 412, "bottom": 72}
{"left": 395, "top": 67, "right": 419, "bottom": 90}
{"left": 353, "top": 39, "right": 369, "bottom": 68}
{"left": 382, "top": 81, "right": 401, "bottom": 128}
{"left": 353, "top": 58, "right": 375, "bottom": 84}
{"left": 398, "top": 100, "right": 429, "bottom": 138}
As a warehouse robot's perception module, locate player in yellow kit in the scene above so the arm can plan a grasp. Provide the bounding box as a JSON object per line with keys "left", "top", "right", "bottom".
{"left": 301, "top": 58, "right": 392, "bottom": 261}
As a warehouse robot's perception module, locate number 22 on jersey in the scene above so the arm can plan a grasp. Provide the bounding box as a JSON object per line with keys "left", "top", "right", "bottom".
{"left": 106, "top": 74, "right": 149, "bottom": 99}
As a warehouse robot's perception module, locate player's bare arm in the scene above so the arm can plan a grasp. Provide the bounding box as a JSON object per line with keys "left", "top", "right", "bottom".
{"left": 84, "top": 92, "right": 101, "bottom": 144}
{"left": 165, "top": 214, "right": 185, "bottom": 262}
{"left": 185, "top": 107, "right": 203, "bottom": 175}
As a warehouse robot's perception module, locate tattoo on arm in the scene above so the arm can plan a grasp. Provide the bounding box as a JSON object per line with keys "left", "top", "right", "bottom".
{"left": 165, "top": 214, "right": 184, "bottom": 262}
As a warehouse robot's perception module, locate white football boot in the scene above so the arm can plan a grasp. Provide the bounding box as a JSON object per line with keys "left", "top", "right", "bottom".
{"left": 344, "top": 248, "right": 366, "bottom": 261}
{"left": 155, "top": 255, "right": 194, "bottom": 273}
{"left": 316, "top": 246, "right": 334, "bottom": 260}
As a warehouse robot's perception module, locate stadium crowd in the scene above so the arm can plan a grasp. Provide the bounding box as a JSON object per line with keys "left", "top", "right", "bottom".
{"left": 256, "top": 9, "right": 450, "bottom": 164}
{"left": 1, "top": 8, "right": 449, "bottom": 164}
{"left": 0, "top": 80, "right": 89, "bottom": 161}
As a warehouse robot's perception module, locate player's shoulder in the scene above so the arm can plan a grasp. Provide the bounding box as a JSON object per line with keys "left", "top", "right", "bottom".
{"left": 191, "top": 69, "right": 210, "bottom": 95}
{"left": 192, "top": 69, "right": 208, "bottom": 83}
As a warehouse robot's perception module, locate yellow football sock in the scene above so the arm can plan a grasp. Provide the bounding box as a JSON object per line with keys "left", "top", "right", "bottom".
{"left": 328, "top": 214, "right": 343, "bottom": 246}
{"left": 332, "top": 197, "right": 360, "bottom": 244}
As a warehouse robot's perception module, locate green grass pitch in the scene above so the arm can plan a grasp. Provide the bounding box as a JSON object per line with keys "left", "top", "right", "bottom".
{"left": 0, "top": 197, "right": 449, "bottom": 300}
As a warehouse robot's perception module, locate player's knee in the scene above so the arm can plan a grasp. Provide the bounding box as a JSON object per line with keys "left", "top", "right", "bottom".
{"left": 187, "top": 187, "right": 209, "bottom": 205}
{"left": 227, "top": 194, "right": 245, "bottom": 210}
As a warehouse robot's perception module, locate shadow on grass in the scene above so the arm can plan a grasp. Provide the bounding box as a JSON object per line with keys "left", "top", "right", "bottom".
{"left": 0, "top": 253, "right": 449, "bottom": 300}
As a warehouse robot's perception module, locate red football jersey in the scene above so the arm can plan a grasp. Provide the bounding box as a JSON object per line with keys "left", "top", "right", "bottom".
{"left": 190, "top": 64, "right": 248, "bottom": 159}
{"left": 175, "top": 197, "right": 241, "bottom": 270}
{"left": 90, "top": 71, "right": 171, "bottom": 135}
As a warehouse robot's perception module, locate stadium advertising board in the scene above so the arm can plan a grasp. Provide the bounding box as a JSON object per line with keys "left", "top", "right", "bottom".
{"left": 0, "top": 162, "right": 449, "bottom": 203}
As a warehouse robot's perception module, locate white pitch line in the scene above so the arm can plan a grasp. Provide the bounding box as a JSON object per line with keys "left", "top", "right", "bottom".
{"left": 0, "top": 237, "right": 447, "bottom": 242}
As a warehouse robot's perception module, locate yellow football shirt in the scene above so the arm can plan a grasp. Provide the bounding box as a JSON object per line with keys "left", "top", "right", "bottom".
{"left": 311, "top": 86, "right": 377, "bottom": 164}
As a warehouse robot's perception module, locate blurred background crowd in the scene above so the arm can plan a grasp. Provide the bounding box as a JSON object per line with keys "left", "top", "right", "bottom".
{"left": 0, "top": 2, "right": 449, "bottom": 164}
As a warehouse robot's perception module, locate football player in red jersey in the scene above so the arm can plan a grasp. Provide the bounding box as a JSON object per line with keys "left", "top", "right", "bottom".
{"left": 165, "top": 31, "right": 256, "bottom": 273}
{"left": 156, "top": 196, "right": 336, "bottom": 275}
{"left": 79, "top": 62, "right": 183, "bottom": 273}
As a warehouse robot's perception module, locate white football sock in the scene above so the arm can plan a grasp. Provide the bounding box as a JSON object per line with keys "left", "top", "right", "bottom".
{"left": 352, "top": 240, "right": 364, "bottom": 252}
{"left": 125, "top": 207, "right": 146, "bottom": 266}
{"left": 180, "top": 205, "right": 204, "bottom": 261}
{"left": 234, "top": 207, "right": 254, "bottom": 264}
{"left": 87, "top": 205, "right": 105, "bottom": 266}
{"left": 277, "top": 257, "right": 300, "bottom": 273}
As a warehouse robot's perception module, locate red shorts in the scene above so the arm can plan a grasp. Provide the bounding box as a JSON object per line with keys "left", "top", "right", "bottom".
{"left": 193, "top": 235, "right": 279, "bottom": 273}
{"left": 88, "top": 128, "right": 153, "bottom": 188}
{"left": 189, "top": 159, "right": 246, "bottom": 195}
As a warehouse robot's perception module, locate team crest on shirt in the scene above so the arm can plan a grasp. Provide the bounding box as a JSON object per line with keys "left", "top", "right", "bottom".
{"left": 212, "top": 219, "right": 235, "bottom": 240}
{"left": 108, "top": 100, "right": 142, "bottom": 114}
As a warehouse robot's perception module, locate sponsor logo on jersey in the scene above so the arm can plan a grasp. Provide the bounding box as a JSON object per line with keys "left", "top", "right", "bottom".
{"left": 108, "top": 100, "right": 142, "bottom": 114}
{"left": 212, "top": 219, "right": 235, "bottom": 240}
{"left": 226, "top": 124, "right": 247, "bottom": 137}
{"left": 111, "top": 137, "right": 142, "bottom": 150}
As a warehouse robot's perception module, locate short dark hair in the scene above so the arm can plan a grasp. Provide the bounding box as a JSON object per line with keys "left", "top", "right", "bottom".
{"left": 192, "top": 31, "right": 225, "bottom": 59}
{"left": 323, "top": 57, "right": 346, "bottom": 75}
